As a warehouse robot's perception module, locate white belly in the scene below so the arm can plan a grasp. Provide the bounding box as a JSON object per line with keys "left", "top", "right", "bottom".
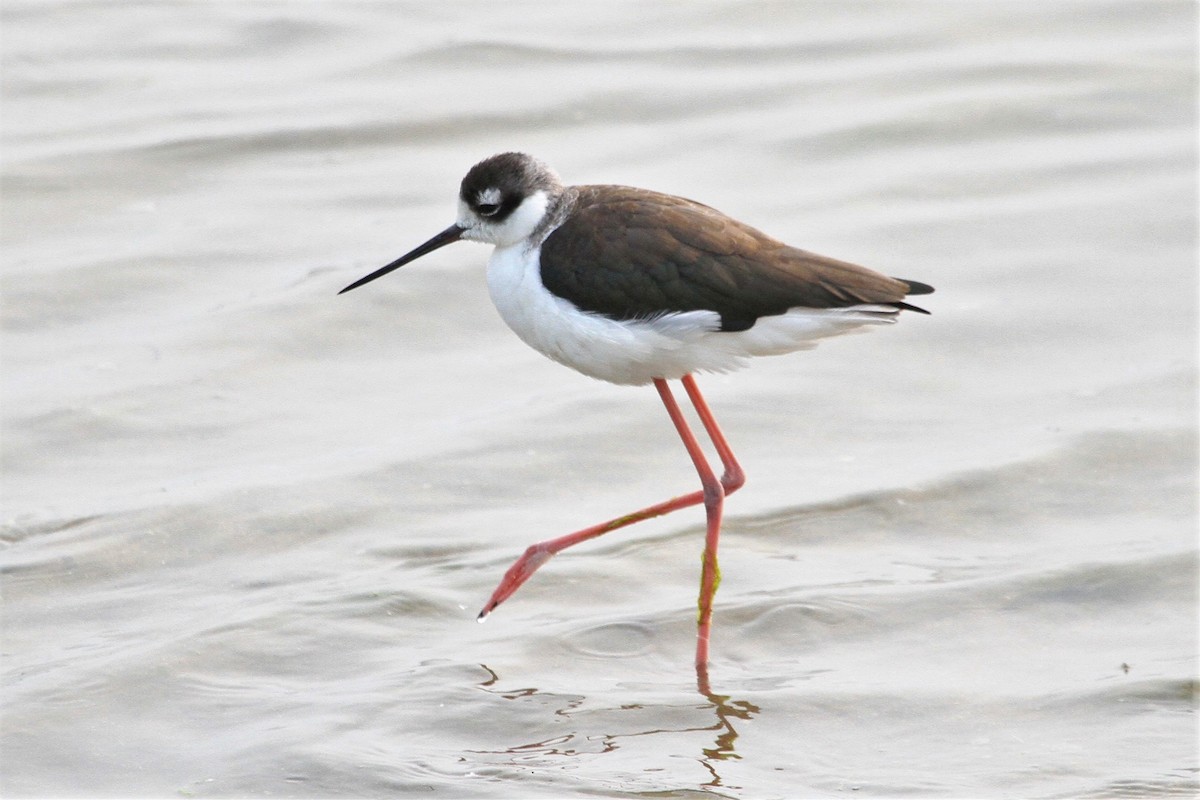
{"left": 485, "top": 242, "right": 899, "bottom": 386}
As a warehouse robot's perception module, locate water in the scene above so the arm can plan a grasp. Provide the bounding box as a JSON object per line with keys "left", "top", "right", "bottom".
{"left": 3, "top": 2, "right": 1196, "bottom": 797}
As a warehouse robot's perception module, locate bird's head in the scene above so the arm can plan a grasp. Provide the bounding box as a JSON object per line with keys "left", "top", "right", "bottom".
{"left": 339, "top": 152, "right": 562, "bottom": 295}
{"left": 456, "top": 152, "right": 562, "bottom": 247}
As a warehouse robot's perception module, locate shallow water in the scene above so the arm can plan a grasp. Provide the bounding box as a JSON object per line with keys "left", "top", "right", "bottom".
{"left": 3, "top": 2, "right": 1197, "bottom": 798}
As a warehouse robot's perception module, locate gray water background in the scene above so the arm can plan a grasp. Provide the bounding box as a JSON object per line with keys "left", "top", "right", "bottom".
{"left": 3, "top": 2, "right": 1197, "bottom": 797}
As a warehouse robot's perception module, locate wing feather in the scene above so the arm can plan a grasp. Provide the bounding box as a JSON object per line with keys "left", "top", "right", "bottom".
{"left": 540, "top": 185, "right": 928, "bottom": 331}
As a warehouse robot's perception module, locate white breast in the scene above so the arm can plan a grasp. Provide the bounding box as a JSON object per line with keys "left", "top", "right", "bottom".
{"left": 485, "top": 243, "right": 900, "bottom": 387}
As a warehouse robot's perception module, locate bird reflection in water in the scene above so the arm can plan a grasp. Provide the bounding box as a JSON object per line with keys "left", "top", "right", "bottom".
{"left": 473, "top": 664, "right": 760, "bottom": 786}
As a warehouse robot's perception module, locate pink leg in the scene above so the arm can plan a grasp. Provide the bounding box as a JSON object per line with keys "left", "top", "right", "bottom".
{"left": 681, "top": 374, "right": 744, "bottom": 494}
{"left": 478, "top": 375, "right": 745, "bottom": 669}
{"left": 679, "top": 374, "right": 744, "bottom": 668}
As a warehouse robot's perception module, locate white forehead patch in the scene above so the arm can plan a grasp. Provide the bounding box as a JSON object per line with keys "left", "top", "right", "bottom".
{"left": 477, "top": 187, "right": 502, "bottom": 206}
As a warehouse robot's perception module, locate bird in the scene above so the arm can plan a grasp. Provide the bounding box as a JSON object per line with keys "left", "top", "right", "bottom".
{"left": 339, "top": 152, "right": 933, "bottom": 669}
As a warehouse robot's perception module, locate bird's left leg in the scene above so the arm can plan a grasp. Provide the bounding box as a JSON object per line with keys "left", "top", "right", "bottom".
{"left": 477, "top": 379, "right": 719, "bottom": 621}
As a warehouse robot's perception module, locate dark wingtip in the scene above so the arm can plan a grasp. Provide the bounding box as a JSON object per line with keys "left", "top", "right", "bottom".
{"left": 888, "top": 278, "right": 934, "bottom": 314}
{"left": 896, "top": 278, "right": 935, "bottom": 296}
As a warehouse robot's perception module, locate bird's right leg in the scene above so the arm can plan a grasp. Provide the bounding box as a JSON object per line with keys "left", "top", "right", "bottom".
{"left": 677, "top": 374, "right": 747, "bottom": 668}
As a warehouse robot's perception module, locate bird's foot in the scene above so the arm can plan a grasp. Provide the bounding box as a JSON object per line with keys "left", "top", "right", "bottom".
{"left": 477, "top": 543, "right": 556, "bottom": 621}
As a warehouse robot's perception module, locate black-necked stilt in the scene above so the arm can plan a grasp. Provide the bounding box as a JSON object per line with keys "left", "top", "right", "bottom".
{"left": 340, "top": 152, "right": 933, "bottom": 668}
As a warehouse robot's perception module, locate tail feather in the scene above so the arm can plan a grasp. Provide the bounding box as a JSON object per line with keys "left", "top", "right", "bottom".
{"left": 890, "top": 277, "right": 934, "bottom": 314}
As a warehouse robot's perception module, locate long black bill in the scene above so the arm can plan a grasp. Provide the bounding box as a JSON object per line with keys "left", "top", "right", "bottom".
{"left": 338, "top": 224, "right": 465, "bottom": 294}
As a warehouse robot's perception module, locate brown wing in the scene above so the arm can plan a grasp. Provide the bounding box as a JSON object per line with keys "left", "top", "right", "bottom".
{"left": 540, "top": 185, "right": 928, "bottom": 332}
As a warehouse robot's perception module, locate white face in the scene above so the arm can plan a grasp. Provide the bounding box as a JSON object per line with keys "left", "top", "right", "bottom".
{"left": 456, "top": 189, "right": 550, "bottom": 248}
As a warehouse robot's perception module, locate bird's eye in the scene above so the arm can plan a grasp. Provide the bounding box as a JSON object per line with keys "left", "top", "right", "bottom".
{"left": 477, "top": 202, "right": 500, "bottom": 217}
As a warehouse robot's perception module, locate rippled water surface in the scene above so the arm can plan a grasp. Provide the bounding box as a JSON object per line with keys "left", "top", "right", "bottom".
{"left": 3, "top": 2, "right": 1197, "bottom": 798}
